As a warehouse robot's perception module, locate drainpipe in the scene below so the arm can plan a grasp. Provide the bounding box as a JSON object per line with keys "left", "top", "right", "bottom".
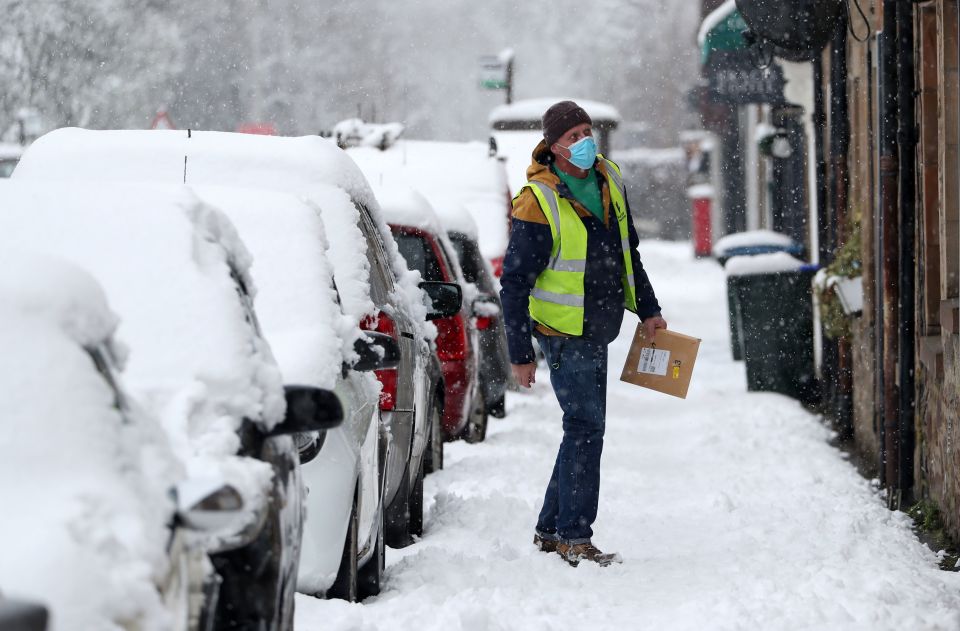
{"left": 877, "top": 0, "right": 900, "bottom": 494}
{"left": 814, "top": 58, "right": 828, "bottom": 385}
{"left": 814, "top": 58, "right": 829, "bottom": 265}
{"left": 895, "top": 0, "right": 916, "bottom": 508}
{"left": 829, "top": 20, "right": 853, "bottom": 438}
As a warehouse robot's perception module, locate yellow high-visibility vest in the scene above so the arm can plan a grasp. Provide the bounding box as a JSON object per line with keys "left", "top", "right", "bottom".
{"left": 524, "top": 157, "right": 637, "bottom": 336}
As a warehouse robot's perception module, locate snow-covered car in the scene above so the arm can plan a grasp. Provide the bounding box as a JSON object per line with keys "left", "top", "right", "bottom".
{"left": 190, "top": 185, "right": 399, "bottom": 601}
{"left": 14, "top": 128, "right": 457, "bottom": 552}
{"left": 0, "top": 597, "right": 46, "bottom": 631}
{"left": 376, "top": 185, "right": 487, "bottom": 443}
{"left": 347, "top": 141, "right": 512, "bottom": 417}
{"left": 0, "top": 252, "right": 247, "bottom": 630}
{"left": 0, "top": 181, "right": 343, "bottom": 630}
{"left": 435, "top": 207, "right": 512, "bottom": 419}
{"left": 0, "top": 142, "right": 22, "bottom": 178}
{"left": 347, "top": 139, "right": 512, "bottom": 276}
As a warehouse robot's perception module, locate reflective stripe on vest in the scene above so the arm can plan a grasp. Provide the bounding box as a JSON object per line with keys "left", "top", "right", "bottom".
{"left": 524, "top": 157, "right": 638, "bottom": 336}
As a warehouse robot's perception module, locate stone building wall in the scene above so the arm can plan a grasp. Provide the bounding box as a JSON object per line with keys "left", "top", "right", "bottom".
{"left": 917, "top": 333, "right": 960, "bottom": 539}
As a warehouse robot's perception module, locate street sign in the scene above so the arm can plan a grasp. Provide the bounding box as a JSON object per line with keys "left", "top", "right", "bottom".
{"left": 704, "top": 51, "right": 787, "bottom": 105}
{"left": 480, "top": 55, "right": 508, "bottom": 90}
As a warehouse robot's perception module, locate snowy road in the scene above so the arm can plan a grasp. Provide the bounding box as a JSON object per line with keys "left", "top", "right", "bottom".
{"left": 296, "top": 241, "right": 960, "bottom": 631}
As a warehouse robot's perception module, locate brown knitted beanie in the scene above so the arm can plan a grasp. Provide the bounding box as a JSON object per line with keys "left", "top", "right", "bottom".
{"left": 542, "top": 101, "right": 592, "bottom": 147}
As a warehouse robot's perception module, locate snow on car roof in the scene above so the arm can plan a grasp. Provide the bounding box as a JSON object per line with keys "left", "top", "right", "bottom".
{"left": 0, "top": 252, "right": 182, "bottom": 630}
{"left": 15, "top": 127, "right": 377, "bottom": 207}
{"left": 373, "top": 183, "right": 445, "bottom": 234}
{"left": 0, "top": 142, "right": 24, "bottom": 160}
{"left": 0, "top": 180, "right": 282, "bottom": 500}
{"left": 429, "top": 194, "right": 480, "bottom": 240}
{"left": 488, "top": 98, "right": 622, "bottom": 125}
{"left": 14, "top": 128, "right": 187, "bottom": 182}
{"left": 193, "top": 185, "right": 360, "bottom": 390}
{"left": 374, "top": 183, "right": 473, "bottom": 294}
{"left": 347, "top": 140, "right": 508, "bottom": 259}
{"left": 16, "top": 127, "right": 431, "bottom": 339}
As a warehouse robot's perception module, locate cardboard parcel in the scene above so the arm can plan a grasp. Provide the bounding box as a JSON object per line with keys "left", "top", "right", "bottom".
{"left": 620, "top": 325, "right": 701, "bottom": 399}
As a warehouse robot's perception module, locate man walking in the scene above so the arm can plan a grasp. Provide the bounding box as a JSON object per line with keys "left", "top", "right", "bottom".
{"left": 499, "top": 101, "right": 666, "bottom": 567}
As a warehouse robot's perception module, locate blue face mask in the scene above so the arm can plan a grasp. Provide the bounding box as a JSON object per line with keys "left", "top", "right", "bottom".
{"left": 559, "top": 136, "right": 597, "bottom": 170}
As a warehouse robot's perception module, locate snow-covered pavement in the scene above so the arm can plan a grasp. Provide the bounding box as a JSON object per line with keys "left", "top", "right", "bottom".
{"left": 295, "top": 241, "right": 960, "bottom": 631}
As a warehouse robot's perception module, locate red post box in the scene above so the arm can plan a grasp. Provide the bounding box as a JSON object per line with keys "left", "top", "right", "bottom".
{"left": 687, "top": 185, "right": 715, "bottom": 258}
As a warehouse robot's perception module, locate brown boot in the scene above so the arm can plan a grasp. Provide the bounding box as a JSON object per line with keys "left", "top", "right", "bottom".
{"left": 556, "top": 542, "right": 622, "bottom": 567}
{"left": 533, "top": 533, "right": 559, "bottom": 553}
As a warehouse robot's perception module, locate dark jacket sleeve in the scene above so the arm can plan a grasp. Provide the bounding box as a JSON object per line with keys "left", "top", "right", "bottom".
{"left": 624, "top": 191, "right": 662, "bottom": 320}
{"left": 499, "top": 217, "right": 552, "bottom": 364}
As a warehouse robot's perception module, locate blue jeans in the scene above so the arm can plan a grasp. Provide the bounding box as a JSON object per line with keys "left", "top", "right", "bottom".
{"left": 534, "top": 333, "right": 608, "bottom": 544}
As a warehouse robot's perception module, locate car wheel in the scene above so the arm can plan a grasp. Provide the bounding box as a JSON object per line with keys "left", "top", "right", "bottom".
{"left": 424, "top": 400, "right": 444, "bottom": 475}
{"left": 327, "top": 490, "right": 359, "bottom": 602}
{"left": 358, "top": 504, "right": 386, "bottom": 598}
{"left": 276, "top": 569, "right": 296, "bottom": 631}
{"left": 488, "top": 393, "right": 506, "bottom": 419}
{"left": 462, "top": 394, "right": 488, "bottom": 444}
{"left": 409, "top": 457, "right": 424, "bottom": 538}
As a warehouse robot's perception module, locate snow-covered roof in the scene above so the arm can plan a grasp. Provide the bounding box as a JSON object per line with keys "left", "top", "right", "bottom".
{"left": 489, "top": 98, "right": 622, "bottom": 125}
{"left": 0, "top": 252, "right": 182, "bottom": 629}
{"left": 0, "top": 180, "right": 282, "bottom": 509}
{"left": 698, "top": 0, "right": 738, "bottom": 47}
{"left": 0, "top": 142, "right": 23, "bottom": 160}
{"left": 725, "top": 251, "right": 806, "bottom": 276}
{"left": 347, "top": 139, "right": 509, "bottom": 258}
{"left": 192, "top": 185, "right": 361, "bottom": 391}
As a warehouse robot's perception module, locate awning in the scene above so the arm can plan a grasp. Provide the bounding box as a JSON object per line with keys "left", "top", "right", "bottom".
{"left": 698, "top": 0, "right": 749, "bottom": 64}
{"left": 697, "top": 0, "right": 787, "bottom": 106}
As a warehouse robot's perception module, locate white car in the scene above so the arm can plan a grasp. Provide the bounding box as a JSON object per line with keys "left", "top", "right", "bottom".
{"left": 0, "top": 181, "right": 342, "bottom": 629}
{"left": 0, "top": 252, "right": 244, "bottom": 630}
{"left": 190, "top": 185, "right": 399, "bottom": 601}
{"left": 0, "top": 142, "right": 22, "bottom": 178}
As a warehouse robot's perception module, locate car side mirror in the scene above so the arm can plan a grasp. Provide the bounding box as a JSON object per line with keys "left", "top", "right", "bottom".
{"left": 269, "top": 386, "right": 344, "bottom": 436}
{"left": 350, "top": 331, "right": 401, "bottom": 372}
{"left": 175, "top": 477, "right": 245, "bottom": 533}
{"left": 420, "top": 281, "right": 462, "bottom": 321}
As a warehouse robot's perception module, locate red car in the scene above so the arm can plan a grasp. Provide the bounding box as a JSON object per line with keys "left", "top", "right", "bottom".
{"left": 376, "top": 188, "right": 487, "bottom": 443}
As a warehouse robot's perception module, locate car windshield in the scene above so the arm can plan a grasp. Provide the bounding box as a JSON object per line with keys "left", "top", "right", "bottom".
{"left": 393, "top": 231, "right": 444, "bottom": 282}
